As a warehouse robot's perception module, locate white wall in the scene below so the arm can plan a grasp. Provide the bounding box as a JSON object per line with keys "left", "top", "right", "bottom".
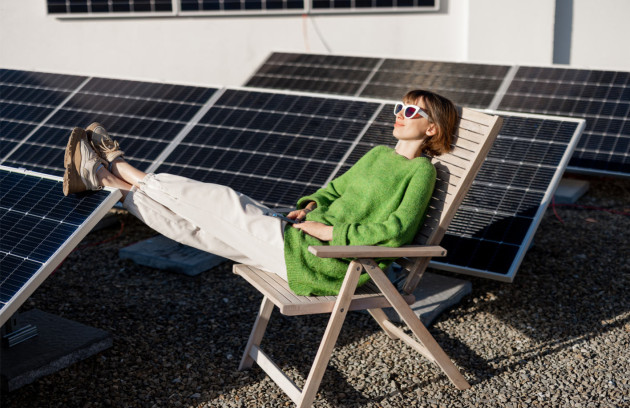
{"left": 467, "top": 0, "right": 556, "bottom": 65}
{"left": 0, "top": 0, "right": 629, "bottom": 88}
{"left": 571, "top": 0, "right": 630, "bottom": 70}
{"left": 0, "top": 1, "right": 468, "bottom": 86}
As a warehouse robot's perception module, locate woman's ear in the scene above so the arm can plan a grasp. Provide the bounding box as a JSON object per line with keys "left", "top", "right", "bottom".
{"left": 426, "top": 123, "right": 437, "bottom": 137}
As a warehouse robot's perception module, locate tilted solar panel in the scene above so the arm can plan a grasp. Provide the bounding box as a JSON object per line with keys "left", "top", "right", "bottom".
{"left": 0, "top": 69, "right": 89, "bottom": 174}
{"left": 0, "top": 67, "right": 585, "bottom": 281}
{"left": 436, "top": 112, "right": 584, "bottom": 280}
{"left": 497, "top": 66, "right": 630, "bottom": 176}
{"left": 247, "top": 52, "right": 629, "bottom": 177}
{"left": 245, "top": 52, "right": 511, "bottom": 109}
{"left": 152, "top": 88, "right": 381, "bottom": 207}
{"left": 360, "top": 58, "right": 510, "bottom": 109}
{"left": 47, "top": 0, "right": 173, "bottom": 14}
{"left": 1, "top": 70, "right": 218, "bottom": 176}
{"left": 245, "top": 53, "right": 382, "bottom": 97}
{"left": 333, "top": 105, "right": 584, "bottom": 281}
{"left": 0, "top": 166, "right": 121, "bottom": 326}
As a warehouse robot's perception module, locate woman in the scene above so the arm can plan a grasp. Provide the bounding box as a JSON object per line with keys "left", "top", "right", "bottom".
{"left": 63, "top": 90, "right": 457, "bottom": 296}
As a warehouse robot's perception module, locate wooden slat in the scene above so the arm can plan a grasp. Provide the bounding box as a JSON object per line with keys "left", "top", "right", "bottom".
{"left": 234, "top": 264, "right": 415, "bottom": 316}
{"left": 434, "top": 164, "right": 466, "bottom": 180}
{"left": 458, "top": 117, "right": 488, "bottom": 134}
{"left": 455, "top": 128, "right": 487, "bottom": 146}
{"left": 448, "top": 145, "right": 477, "bottom": 161}
{"left": 461, "top": 107, "right": 497, "bottom": 126}
{"left": 453, "top": 134, "right": 480, "bottom": 152}
{"left": 435, "top": 167, "right": 461, "bottom": 187}
{"left": 436, "top": 152, "right": 472, "bottom": 170}
{"left": 308, "top": 245, "right": 446, "bottom": 258}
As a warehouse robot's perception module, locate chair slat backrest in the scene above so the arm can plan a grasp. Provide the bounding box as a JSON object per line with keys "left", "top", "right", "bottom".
{"left": 402, "top": 108, "right": 503, "bottom": 294}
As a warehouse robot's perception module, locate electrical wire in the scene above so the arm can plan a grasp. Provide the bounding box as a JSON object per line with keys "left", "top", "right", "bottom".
{"left": 51, "top": 219, "right": 125, "bottom": 275}
{"left": 550, "top": 199, "right": 629, "bottom": 224}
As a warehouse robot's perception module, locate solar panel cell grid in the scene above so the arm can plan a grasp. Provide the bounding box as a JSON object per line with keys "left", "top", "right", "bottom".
{"left": 498, "top": 66, "right": 630, "bottom": 175}
{"left": 1, "top": 75, "right": 217, "bottom": 176}
{"left": 246, "top": 53, "right": 381, "bottom": 96}
{"left": 155, "top": 89, "right": 380, "bottom": 207}
{"left": 47, "top": 0, "right": 173, "bottom": 13}
{"left": 361, "top": 59, "right": 510, "bottom": 108}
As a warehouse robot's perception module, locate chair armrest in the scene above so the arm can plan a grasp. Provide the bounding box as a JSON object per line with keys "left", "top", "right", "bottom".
{"left": 307, "top": 245, "right": 447, "bottom": 259}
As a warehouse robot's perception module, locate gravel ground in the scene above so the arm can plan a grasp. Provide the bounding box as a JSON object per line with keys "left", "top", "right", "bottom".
{"left": 2, "top": 176, "right": 629, "bottom": 408}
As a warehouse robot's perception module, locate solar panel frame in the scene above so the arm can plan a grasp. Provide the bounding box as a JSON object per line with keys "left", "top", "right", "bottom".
{"left": 0, "top": 67, "right": 589, "bottom": 282}
{"left": 429, "top": 110, "right": 586, "bottom": 282}
{"left": 1, "top": 71, "right": 219, "bottom": 177}
{"left": 495, "top": 65, "right": 630, "bottom": 178}
{"left": 245, "top": 52, "right": 512, "bottom": 108}
{"left": 318, "top": 101, "right": 585, "bottom": 281}
{"left": 151, "top": 86, "right": 384, "bottom": 208}
{"left": 0, "top": 165, "right": 121, "bottom": 327}
{"left": 247, "top": 52, "right": 629, "bottom": 178}
{"left": 46, "top": 0, "right": 174, "bottom": 16}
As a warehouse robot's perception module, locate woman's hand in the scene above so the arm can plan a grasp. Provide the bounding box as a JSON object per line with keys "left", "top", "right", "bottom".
{"left": 287, "top": 202, "right": 317, "bottom": 222}
{"left": 293, "top": 221, "right": 333, "bottom": 242}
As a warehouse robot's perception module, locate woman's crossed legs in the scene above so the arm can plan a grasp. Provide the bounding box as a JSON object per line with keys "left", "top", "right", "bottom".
{"left": 63, "top": 125, "right": 288, "bottom": 280}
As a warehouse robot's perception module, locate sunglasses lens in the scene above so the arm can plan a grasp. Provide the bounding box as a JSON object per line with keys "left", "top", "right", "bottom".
{"left": 393, "top": 103, "right": 403, "bottom": 115}
{"left": 404, "top": 106, "right": 418, "bottom": 118}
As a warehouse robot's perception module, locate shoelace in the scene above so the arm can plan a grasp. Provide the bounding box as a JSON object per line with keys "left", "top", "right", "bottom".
{"left": 98, "top": 138, "right": 120, "bottom": 153}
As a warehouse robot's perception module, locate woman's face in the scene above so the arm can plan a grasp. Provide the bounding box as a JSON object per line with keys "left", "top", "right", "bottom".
{"left": 392, "top": 97, "right": 436, "bottom": 141}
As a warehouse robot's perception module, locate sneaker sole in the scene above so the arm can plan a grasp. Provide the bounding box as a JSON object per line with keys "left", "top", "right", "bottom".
{"left": 62, "top": 128, "right": 86, "bottom": 196}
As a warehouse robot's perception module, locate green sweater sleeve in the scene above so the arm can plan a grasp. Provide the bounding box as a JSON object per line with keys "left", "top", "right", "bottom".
{"left": 284, "top": 146, "right": 437, "bottom": 296}
{"left": 330, "top": 160, "right": 436, "bottom": 248}
{"left": 296, "top": 147, "right": 374, "bottom": 210}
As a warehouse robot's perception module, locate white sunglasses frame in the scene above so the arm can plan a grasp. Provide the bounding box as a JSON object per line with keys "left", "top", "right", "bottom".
{"left": 393, "top": 102, "right": 430, "bottom": 119}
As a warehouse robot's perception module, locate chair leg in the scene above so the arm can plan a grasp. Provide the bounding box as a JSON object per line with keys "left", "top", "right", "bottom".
{"left": 239, "top": 296, "right": 275, "bottom": 371}
{"left": 297, "top": 261, "right": 364, "bottom": 407}
{"left": 368, "top": 308, "right": 399, "bottom": 340}
{"left": 360, "top": 259, "right": 471, "bottom": 390}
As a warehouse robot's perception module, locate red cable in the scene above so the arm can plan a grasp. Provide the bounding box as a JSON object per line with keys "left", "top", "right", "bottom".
{"left": 551, "top": 196, "right": 564, "bottom": 224}
{"left": 51, "top": 219, "right": 125, "bottom": 275}
{"left": 551, "top": 202, "right": 630, "bottom": 216}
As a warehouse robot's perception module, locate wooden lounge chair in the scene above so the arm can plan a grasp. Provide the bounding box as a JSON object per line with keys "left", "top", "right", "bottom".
{"left": 233, "top": 107, "right": 503, "bottom": 407}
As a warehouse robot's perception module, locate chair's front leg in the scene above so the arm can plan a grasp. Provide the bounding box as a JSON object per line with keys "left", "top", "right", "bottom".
{"left": 239, "top": 296, "right": 275, "bottom": 371}
{"left": 298, "top": 260, "right": 365, "bottom": 407}
{"left": 360, "top": 259, "right": 470, "bottom": 390}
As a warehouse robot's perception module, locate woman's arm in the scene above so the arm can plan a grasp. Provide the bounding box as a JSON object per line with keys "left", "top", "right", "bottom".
{"left": 287, "top": 201, "right": 317, "bottom": 222}
{"left": 292, "top": 221, "right": 333, "bottom": 241}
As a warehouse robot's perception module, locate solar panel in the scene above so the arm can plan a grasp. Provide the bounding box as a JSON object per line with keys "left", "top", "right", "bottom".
{"left": 180, "top": 0, "right": 305, "bottom": 12}
{"left": 1, "top": 70, "right": 218, "bottom": 176}
{"left": 497, "top": 66, "right": 630, "bottom": 176}
{"left": 151, "top": 88, "right": 382, "bottom": 207}
{"left": 0, "top": 68, "right": 586, "bottom": 281}
{"left": 361, "top": 58, "right": 511, "bottom": 109}
{"left": 0, "top": 166, "right": 121, "bottom": 327}
{"left": 332, "top": 106, "right": 584, "bottom": 281}
{"left": 245, "top": 53, "right": 382, "bottom": 97}
{"left": 245, "top": 52, "right": 511, "bottom": 109}
{"left": 310, "top": 0, "right": 438, "bottom": 13}
{"left": 0, "top": 69, "right": 89, "bottom": 175}
{"left": 248, "top": 53, "right": 629, "bottom": 177}
{"left": 47, "top": 0, "right": 173, "bottom": 14}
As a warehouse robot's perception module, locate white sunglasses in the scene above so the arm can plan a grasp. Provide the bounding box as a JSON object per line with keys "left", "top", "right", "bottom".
{"left": 393, "top": 102, "right": 430, "bottom": 119}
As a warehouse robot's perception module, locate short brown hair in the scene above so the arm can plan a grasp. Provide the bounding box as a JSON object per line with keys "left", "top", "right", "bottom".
{"left": 403, "top": 89, "right": 458, "bottom": 156}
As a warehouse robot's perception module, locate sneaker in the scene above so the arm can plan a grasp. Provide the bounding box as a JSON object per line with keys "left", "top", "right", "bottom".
{"left": 63, "top": 127, "right": 105, "bottom": 196}
{"left": 86, "top": 122, "right": 124, "bottom": 164}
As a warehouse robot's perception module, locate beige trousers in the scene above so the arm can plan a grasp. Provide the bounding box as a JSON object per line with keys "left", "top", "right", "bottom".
{"left": 122, "top": 173, "right": 288, "bottom": 280}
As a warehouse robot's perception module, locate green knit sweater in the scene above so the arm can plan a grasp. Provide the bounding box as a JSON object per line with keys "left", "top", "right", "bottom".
{"left": 284, "top": 146, "right": 436, "bottom": 296}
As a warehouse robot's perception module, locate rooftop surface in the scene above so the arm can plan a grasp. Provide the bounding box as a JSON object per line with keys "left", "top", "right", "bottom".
{"left": 2, "top": 175, "right": 629, "bottom": 407}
